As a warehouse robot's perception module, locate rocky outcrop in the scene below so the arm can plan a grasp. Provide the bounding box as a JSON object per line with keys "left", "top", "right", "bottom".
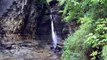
{"left": 0, "top": 0, "right": 14, "bottom": 16}
{"left": 0, "top": 0, "right": 48, "bottom": 40}
{"left": 0, "top": 0, "right": 72, "bottom": 60}
{"left": 0, "top": 0, "right": 27, "bottom": 34}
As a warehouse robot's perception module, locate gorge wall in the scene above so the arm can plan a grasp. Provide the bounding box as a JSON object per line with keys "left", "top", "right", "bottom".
{"left": 0, "top": 0, "right": 76, "bottom": 48}
{"left": 0, "top": 0, "right": 79, "bottom": 60}
{"left": 0, "top": 0, "right": 48, "bottom": 43}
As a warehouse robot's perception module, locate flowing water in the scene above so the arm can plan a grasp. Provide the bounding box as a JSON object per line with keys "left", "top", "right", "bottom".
{"left": 50, "top": 8, "right": 58, "bottom": 49}
{"left": 50, "top": 0, "right": 60, "bottom": 50}
{"left": 51, "top": 20, "right": 57, "bottom": 49}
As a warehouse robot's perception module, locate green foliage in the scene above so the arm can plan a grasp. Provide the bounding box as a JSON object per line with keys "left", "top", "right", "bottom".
{"left": 61, "top": 0, "right": 107, "bottom": 60}
{"left": 62, "top": 0, "right": 81, "bottom": 23}
{"left": 58, "top": 0, "right": 66, "bottom": 5}
{"left": 61, "top": 0, "right": 107, "bottom": 22}
{"left": 90, "top": 51, "right": 98, "bottom": 60}
{"left": 46, "top": 0, "right": 52, "bottom": 4}
{"left": 62, "top": 17, "right": 93, "bottom": 60}
{"left": 84, "top": 19, "right": 107, "bottom": 60}
{"left": 102, "top": 45, "right": 107, "bottom": 60}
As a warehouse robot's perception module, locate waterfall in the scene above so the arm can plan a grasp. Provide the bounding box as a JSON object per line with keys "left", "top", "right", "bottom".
{"left": 51, "top": 20, "right": 57, "bottom": 49}
{"left": 50, "top": 9, "right": 57, "bottom": 49}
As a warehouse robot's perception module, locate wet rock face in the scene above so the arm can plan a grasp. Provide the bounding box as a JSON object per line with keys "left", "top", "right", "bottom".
{"left": 0, "top": 0, "right": 50, "bottom": 49}
{"left": 50, "top": 1, "right": 66, "bottom": 40}
{"left": 0, "top": 0, "right": 67, "bottom": 46}
{"left": 0, "top": 0, "right": 14, "bottom": 16}
{"left": 0, "top": 0, "right": 45, "bottom": 37}
{"left": 0, "top": 0, "right": 27, "bottom": 34}
{"left": 0, "top": 0, "right": 68, "bottom": 60}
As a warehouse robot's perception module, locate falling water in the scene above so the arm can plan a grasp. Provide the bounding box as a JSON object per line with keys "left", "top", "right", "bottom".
{"left": 50, "top": 8, "right": 57, "bottom": 49}
{"left": 51, "top": 20, "right": 57, "bottom": 49}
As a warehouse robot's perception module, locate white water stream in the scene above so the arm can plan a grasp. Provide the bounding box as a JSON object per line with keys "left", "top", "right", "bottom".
{"left": 50, "top": 9, "right": 57, "bottom": 49}
{"left": 51, "top": 20, "right": 57, "bottom": 49}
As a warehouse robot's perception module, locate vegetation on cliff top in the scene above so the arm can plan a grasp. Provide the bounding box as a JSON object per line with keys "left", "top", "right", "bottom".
{"left": 59, "top": 0, "right": 107, "bottom": 60}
